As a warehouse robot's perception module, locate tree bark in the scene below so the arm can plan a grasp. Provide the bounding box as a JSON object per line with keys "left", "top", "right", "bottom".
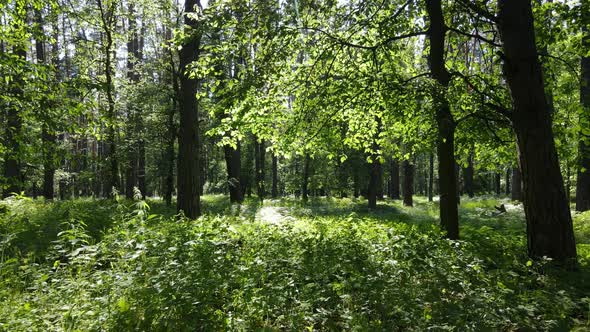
{"left": 505, "top": 167, "right": 511, "bottom": 196}
{"left": 428, "top": 153, "right": 434, "bottom": 201}
{"left": 254, "top": 139, "right": 265, "bottom": 201}
{"left": 463, "top": 155, "right": 474, "bottom": 198}
{"left": 164, "top": 28, "right": 178, "bottom": 206}
{"left": 426, "top": 0, "right": 459, "bottom": 239}
{"left": 494, "top": 172, "right": 501, "bottom": 195}
{"left": 402, "top": 160, "right": 414, "bottom": 207}
{"left": 176, "top": 0, "right": 202, "bottom": 218}
{"left": 272, "top": 154, "right": 278, "bottom": 198}
{"left": 368, "top": 158, "right": 380, "bottom": 208}
{"left": 98, "top": 0, "right": 119, "bottom": 197}
{"left": 377, "top": 162, "right": 384, "bottom": 200}
{"left": 498, "top": 0, "right": 577, "bottom": 263}
{"left": 455, "top": 161, "right": 461, "bottom": 204}
{"left": 353, "top": 167, "right": 360, "bottom": 198}
{"left": 390, "top": 158, "right": 401, "bottom": 199}
{"left": 36, "top": 8, "right": 57, "bottom": 200}
{"left": 511, "top": 166, "right": 523, "bottom": 201}
{"left": 576, "top": 27, "right": 590, "bottom": 211}
{"left": 224, "top": 143, "right": 244, "bottom": 203}
{"left": 302, "top": 154, "right": 310, "bottom": 202}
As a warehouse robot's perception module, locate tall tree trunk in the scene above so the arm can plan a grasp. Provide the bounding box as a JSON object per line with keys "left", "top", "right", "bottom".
{"left": 302, "top": 154, "right": 310, "bottom": 202}
{"left": 272, "top": 154, "right": 278, "bottom": 198}
{"left": 98, "top": 0, "right": 119, "bottom": 197}
{"left": 377, "top": 163, "right": 384, "bottom": 200}
{"left": 199, "top": 142, "right": 207, "bottom": 196}
{"left": 505, "top": 167, "right": 511, "bottom": 196}
{"left": 494, "top": 172, "right": 501, "bottom": 195}
{"left": 497, "top": 0, "right": 576, "bottom": 263}
{"left": 224, "top": 143, "right": 244, "bottom": 203}
{"left": 390, "top": 158, "right": 401, "bottom": 199}
{"left": 402, "top": 160, "right": 414, "bottom": 207}
{"left": 428, "top": 153, "right": 434, "bottom": 201}
{"left": 455, "top": 161, "right": 461, "bottom": 204}
{"left": 368, "top": 159, "right": 380, "bottom": 208}
{"left": 512, "top": 166, "right": 523, "bottom": 201}
{"left": 255, "top": 139, "right": 265, "bottom": 201}
{"left": 125, "top": 3, "right": 146, "bottom": 199}
{"left": 176, "top": 0, "right": 202, "bottom": 218}
{"left": 353, "top": 166, "right": 360, "bottom": 198}
{"left": 426, "top": 0, "right": 459, "bottom": 239}
{"left": 576, "top": 27, "right": 590, "bottom": 211}
{"left": 164, "top": 30, "right": 178, "bottom": 206}
{"left": 463, "top": 155, "right": 474, "bottom": 198}
{"left": 36, "top": 8, "right": 57, "bottom": 200}
{"left": 136, "top": 18, "right": 147, "bottom": 198}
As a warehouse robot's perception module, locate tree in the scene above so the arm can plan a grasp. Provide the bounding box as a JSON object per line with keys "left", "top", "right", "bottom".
{"left": 389, "top": 158, "right": 400, "bottom": 200}
{"left": 576, "top": 20, "right": 590, "bottom": 212}
{"left": 497, "top": 0, "right": 577, "bottom": 264}
{"left": 97, "top": 0, "right": 119, "bottom": 196}
{"left": 426, "top": 0, "right": 459, "bottom": 239}
{"left": 402, "top": 159, "right": 414, "bottom": 207}
{"left": 176, "top": 0, "right": 202, "bottom": 218}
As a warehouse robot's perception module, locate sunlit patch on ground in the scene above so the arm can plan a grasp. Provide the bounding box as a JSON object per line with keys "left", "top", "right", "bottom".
{"left": 256, "top": 206, "right": 294, "bottom": 224}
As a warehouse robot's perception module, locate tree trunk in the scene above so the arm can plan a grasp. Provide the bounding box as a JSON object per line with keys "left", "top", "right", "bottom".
{"left": 505, "top": 167, "right": 511, "bottom": 196}
{"left": 176, "top": 0, "right": 202, "bottom": 219}
{"left": 368, "top": 158, "right": 380, "bottom": 208}
{"left": 377, "top": 162, "right": 384, "bottom": 200}
{"left": 426, "top": 0, "right": 459, "bottom": 239}
{"left": 224, "top": 143, "right": 244, "bottom": 203}
{"left": 402, "top": 160, "right": 414, "bottom": 207}
{"left": 353, "top": 167, "right": 360, "bottom": 198}
{"left": 98, "top": 0, "right": 119, "bottom": 197}
{"left": 390, "top": 158, "right": 400, "bottom": 199}
{"left": 36, "top": 8, "right": 57, "bottom": 200}
{"left": 455, "top": 161, "right": 461, "bottom": 204}
{"left": 164, "top": 30, "right": 178, "bottom": 206}
{"left": 272, "top": 154, "right": 278, "bottom": 198}
{"left": 511, "top": 166, "right": 523, "bottom": 201}
{"left": 463, "top": 155, "right": 474, "bottom": 198}
{"left": 302, "top": 154, "right": 310, "bottom": 202}
{"left": 494, "top": 172, "right": 501, "bottom": 195}
{"left": 576, "top": 29, "right": 590, "bottom": 211}
{"left": 254, "top": 139, "right": 265, "bottom": 202}
{"left": 498, "top": 0, "right": 577, "bottom": 263}
{"left": 428, "top": 153, "right": 434, "bottom": 201}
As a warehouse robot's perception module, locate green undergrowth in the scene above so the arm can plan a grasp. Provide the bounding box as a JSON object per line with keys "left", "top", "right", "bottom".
{"left": 0, "top": 195, "right": 588, "bottom": 331}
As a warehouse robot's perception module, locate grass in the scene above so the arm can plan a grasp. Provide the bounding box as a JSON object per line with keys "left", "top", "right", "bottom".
{"left": 0, "top": 194, "right": 588, "bottom": 331}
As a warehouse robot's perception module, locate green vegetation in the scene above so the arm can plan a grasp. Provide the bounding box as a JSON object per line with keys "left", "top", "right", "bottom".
{"left": 1, "top": 0, "right": 590, "bottom": 329}
{"left": 1, "top": 195, "right": 588, "bottom": 331}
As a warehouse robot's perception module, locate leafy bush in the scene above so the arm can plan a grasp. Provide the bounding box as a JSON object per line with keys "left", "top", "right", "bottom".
{"left": 0, "top": 196, "right": 588, "bottom": 331}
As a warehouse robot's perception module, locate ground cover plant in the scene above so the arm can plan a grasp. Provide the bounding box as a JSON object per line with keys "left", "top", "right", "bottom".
{"left": 1, "top": 195, "right": 588, "bottom": 331}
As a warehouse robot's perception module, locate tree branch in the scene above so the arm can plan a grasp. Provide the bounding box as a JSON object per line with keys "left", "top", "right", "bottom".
{"left": 456, "top": 0, "right": 498, "bottom": 23}
{"left": 300, "top": 27, "right": 426, "bottom": 51}
{"left": 447, "top": 27, "right": 501, "bottom": 47}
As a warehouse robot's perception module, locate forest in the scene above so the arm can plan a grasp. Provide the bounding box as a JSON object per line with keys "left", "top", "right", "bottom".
{"left": 0, "top": 0, "right": 589, "bottom": 330}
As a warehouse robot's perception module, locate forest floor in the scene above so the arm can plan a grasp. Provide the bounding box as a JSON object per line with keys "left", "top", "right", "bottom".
{"left": 0, "top": 194, "right": 589, "bottom": 331}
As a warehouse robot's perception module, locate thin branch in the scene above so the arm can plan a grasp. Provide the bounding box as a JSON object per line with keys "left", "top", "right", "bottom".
{"left": 447, "top": 27, "right": 501, "bottom": 47}
{"left": 538, "top": 51, "right": 580, "bottom": 82}
{"left": 456, "top": 0, "right": 498, "bottom": 23}
{"left": 399, "top": 72, "right": 431, "bottom": 85}
{"left": 451, "top": 71, "right": 512, "bottom": 119}
{"left": 300, "top": 27, "right": 426, "bottom": 51}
